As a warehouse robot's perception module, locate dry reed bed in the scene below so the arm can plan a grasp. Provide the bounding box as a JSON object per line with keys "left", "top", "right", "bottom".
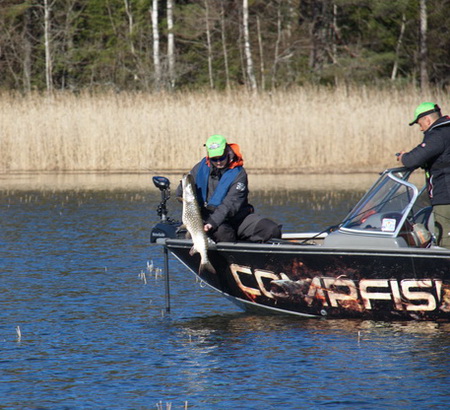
{"left": 1, "top": 87, "right": 448, "bottom": 173}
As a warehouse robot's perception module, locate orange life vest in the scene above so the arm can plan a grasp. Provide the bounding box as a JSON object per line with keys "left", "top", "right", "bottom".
{"left": 206, "top": 143, "right": 244, "bottom": 169}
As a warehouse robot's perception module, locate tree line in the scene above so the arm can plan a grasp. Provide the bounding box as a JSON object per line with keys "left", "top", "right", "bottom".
{"left": 1, "top": 0, "right": 449, "bottom": 94}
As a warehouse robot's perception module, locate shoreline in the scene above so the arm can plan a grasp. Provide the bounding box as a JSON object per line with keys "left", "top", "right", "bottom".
{"left": 0, "top": 169, "right": 425, "bottom": 192}
{"left": 0, "top": 164, "right": 395, "bottom": 176}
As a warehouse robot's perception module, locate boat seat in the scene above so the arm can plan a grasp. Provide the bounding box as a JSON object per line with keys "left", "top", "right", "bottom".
{"left": 399, "top": 222, "right": 431, "bottom": 248}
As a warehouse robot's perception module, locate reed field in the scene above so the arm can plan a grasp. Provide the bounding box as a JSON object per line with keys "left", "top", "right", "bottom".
{"left": 1, "top": 87, "right": 448, "bottom": 174}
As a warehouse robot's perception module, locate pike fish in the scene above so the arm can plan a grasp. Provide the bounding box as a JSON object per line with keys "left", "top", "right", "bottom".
{"left": 181, "top": 174, "right": 216, "bottom": 274}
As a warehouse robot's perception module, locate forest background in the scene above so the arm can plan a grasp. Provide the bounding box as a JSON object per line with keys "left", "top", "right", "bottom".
{"left": 1, "top": 0, "right": 449, "bottom": 174}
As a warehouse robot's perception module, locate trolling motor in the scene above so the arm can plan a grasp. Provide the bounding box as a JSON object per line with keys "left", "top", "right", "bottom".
{"left": 150, "top": 176, "right": 183, "bottom": 243}
{"left": 153, "top": 176, "right": 171, "bottom": 222}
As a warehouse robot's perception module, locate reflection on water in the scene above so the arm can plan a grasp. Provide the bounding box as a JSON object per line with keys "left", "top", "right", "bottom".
{"left": 254, "top": 189, "right": 363, "bottom": 208}
{"left": 180, "top": 313, "right": 450, "bottom": 338}
{"left": 250, "top": 173, "right": 374, "bottom": 191}
{"left": 1, "top": 169, "right": 426, "bottom": 192}
{"left": 0, "top": 172, "right": 163, "bottom": 191}
{"left": 1, "top": 173, "right": 367, "bottom": 234}
{"left": 1, "top": 171, "right": 384, "bottom": 191}
{"left": 175, "top": 313, "right": 450, "bottom": 408}
{"left": 249, "top": 171, "right": 426, "bottom": 192}
{"left": 1, "top": 173, "right": 448, "bottom": 409}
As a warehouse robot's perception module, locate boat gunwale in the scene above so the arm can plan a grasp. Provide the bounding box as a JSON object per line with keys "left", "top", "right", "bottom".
{"left": 160, "top": 238, "right": 450, "bottom": 257}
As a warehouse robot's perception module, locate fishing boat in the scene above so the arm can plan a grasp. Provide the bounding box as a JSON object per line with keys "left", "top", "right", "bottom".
{"left": 151, "top": 168, "right": 450, "bottom": 320}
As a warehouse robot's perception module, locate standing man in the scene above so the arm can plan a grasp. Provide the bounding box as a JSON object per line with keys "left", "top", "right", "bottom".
{"left": 397, "top": 102, "right": 450, "bottom": 247}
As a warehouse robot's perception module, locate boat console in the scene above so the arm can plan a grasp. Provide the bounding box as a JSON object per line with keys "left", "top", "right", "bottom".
{"left": 324, "top": 167, "right": 433, "bottom": 248}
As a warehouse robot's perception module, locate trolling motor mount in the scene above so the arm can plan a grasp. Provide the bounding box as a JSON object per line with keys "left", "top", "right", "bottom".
{"left": 153, "top": 176, "right": 171, "bottom": 222}
{"left": 150, "top": 176, "right": 184, "bottom": 243}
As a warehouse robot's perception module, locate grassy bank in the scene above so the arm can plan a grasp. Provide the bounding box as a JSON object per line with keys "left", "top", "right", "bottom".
{"left": 1, "top": 87, "right": 448, "bottom": 174}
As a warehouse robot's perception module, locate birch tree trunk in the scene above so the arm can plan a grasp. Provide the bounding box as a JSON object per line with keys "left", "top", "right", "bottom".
{"left": 22, "top": 7, "right": 32, "bottom": 93}
{"left": 270, "top": 8, "right": 282, "bottom": 90}
{"left": 256, "top": 16, "right": 265, "bottom": 90}
{"left": 419, "top": 0, "right": 429, "bottom": 90}
{"left": 151, "top": 0, "right": 161, "bottom": 89}
{"left": 242, "top": 0, "right": 257, "bottom": 91}
{"left": 124, "top": 0, "right": 135, "bottom": 56}
{"left": 331, "top": 3, "right": 337, "bottom": 65}
{"left": 44, "top": 0, "right": 53, "bottom": 93}
{"left": 286, "top": 0, "right": 293, "bottom": 38}
{"left": 167, "top": 0, "right": 175, "bottom": 89}
{"left": 220, "top": 1, "right": 230, "bottom": 90}
{"left": 204, "top": 0, "right": 214, "bottom": 89}
{"left": 391, "top": 13, "right": 406, "bottom": 81}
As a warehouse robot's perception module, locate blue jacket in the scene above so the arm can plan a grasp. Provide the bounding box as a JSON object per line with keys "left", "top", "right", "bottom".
{"left": 176, "top": 158, "right": 251, "bottom": 229}
{"left": 196, "top": 158, "right": 242, "bottom": 207}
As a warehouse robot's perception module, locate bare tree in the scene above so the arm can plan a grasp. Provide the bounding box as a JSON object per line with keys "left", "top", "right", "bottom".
{"left": 242, "top": 0, "right": 257, "bottom": 91}
{"left": 391, "top": 13, "right": 406, "bottom": 81}
{"left": 256, "top": 16, "right": 265, "bottom": 90}
{"left": 270, "top": 6, "right": 282, "bottom": 89}
{"left": 22, "top": 6, "right": 32, "bottom": 93}
{"left": 419, "top": 0, "right": 429, "bottom": 90}
{"left": 219, "top": 0, "right": 230, "bottom": 90}
{"left": 124, "top": 0, "right": 135, "bottom": 56}
{"left": 43, "top": 0, "right": 55, "bottom": 93}
{"left": 151, "top": 0, "right": 161, "bottom": 89}
{"left": 204, "top": 0, "right": 214, "bottom": 88}
{"left": 331, "top": 3, "right": 337, "bottom": 65}
{"left": 167, "top": 0, "right": 175, "bottom": 89}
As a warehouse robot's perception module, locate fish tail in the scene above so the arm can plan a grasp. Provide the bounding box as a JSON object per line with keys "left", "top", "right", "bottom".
{"left": 199, "top": 260, "right": 216, "bottom": 274}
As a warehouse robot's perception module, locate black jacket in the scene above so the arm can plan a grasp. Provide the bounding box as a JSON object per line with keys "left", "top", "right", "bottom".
{"left": 402, "top": 115, "right": 450, "bottom": 205}
{"left": 176, "top": 159, "right": 251, "bottom": 229}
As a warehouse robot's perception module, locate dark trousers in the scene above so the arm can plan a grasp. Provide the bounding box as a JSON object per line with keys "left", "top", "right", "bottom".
{"left": 433, "top": 205, "right": 450, "bottom": 247}
{"left": 210, "top": 222, "right": 237, "bottom": 242}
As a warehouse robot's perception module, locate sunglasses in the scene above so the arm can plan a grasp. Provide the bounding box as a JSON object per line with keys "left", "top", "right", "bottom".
{"left": 210, "top": 153, "right": 227, "bottom": 162}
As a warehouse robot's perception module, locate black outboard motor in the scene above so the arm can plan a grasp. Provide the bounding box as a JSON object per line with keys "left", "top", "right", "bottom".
{"left": 150, "top": 176, "right": 184, "bottom": 243}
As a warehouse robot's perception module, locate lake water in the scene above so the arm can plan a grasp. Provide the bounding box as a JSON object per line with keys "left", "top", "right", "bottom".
{"left": 2, "top": 173, "right": 450, "bottom": 409}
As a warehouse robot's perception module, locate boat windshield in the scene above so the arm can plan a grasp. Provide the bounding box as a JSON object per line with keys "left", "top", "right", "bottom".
{"left": 340, "top": 168, "right": 422, "bottom": 236}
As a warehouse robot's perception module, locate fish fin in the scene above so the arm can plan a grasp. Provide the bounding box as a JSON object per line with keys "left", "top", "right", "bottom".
{"left": 189, "top": 245, "right": 198, "bottom": 256}
{"left": 199, "top": 261, "right": 217, "bottom": 275}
